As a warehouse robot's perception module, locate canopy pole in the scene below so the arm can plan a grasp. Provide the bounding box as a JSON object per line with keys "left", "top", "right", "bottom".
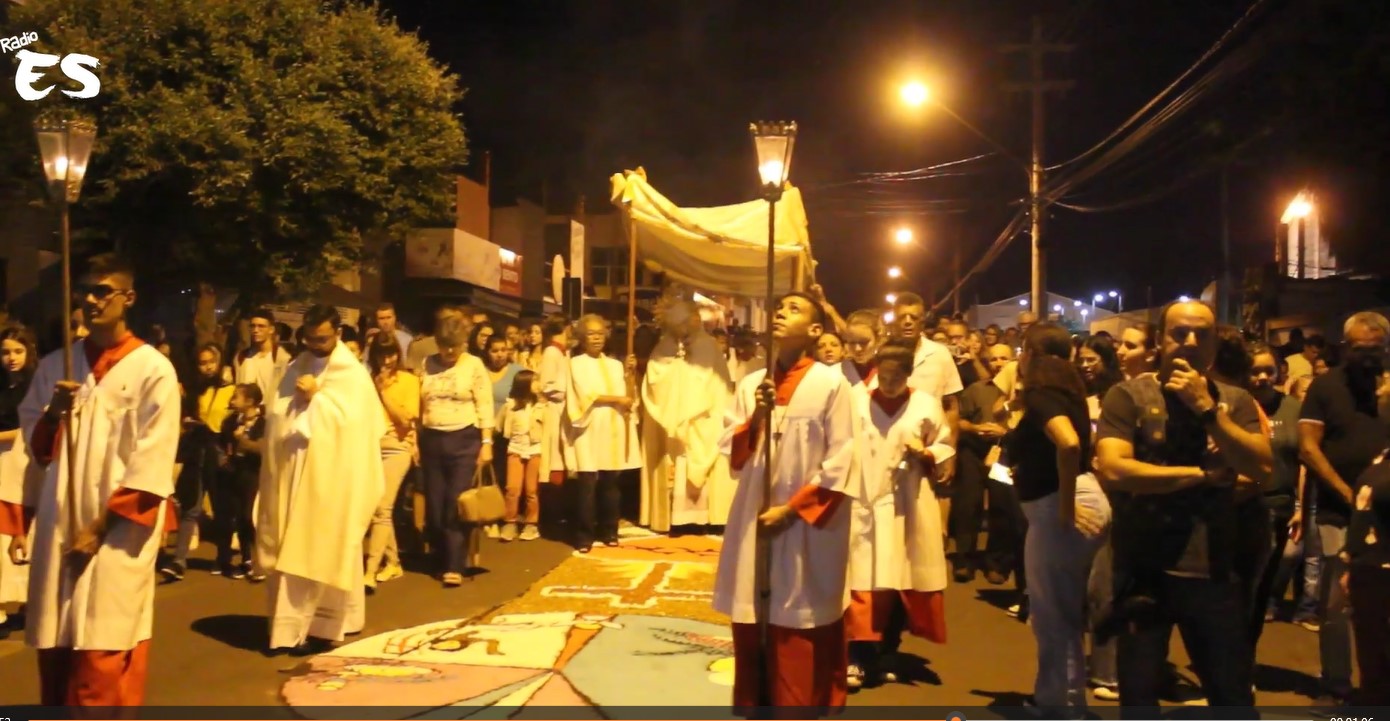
{"left": 624, "top": 202, "right": 638, "bottom": 358}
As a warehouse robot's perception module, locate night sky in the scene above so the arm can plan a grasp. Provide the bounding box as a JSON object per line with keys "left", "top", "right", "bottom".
{"left": 380, "top": 0, "right": 1390, "bottom": 316}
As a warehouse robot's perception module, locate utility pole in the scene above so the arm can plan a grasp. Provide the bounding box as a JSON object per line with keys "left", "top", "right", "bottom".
{"left": 1002, "top": 16, "right": 1073, "bottom": 313}
{"left": 1219, "top": 164, "right": 1231, "bottom": 324}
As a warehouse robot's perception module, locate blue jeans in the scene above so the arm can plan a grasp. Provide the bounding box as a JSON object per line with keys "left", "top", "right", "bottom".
{"left": 1022, "top": 474, "right": 1110, "bottom": 712}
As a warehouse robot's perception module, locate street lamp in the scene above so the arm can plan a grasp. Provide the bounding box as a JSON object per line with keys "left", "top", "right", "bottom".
{"left": 1108, "top": 290, "right": 1123, "bottom": 313}
{"left": 885, "top": 293, "right": 897, "bottom": 304}
{"left": 34, "top": 116, "right": 97, "bottom": 552}
{"left": 1178, "top": 295, "right": 1191, "bottom": 303}
{"left": 1052, "top": 304, "right": 1062, "bottom": 313}
{"left": 1093, "top": 293, "right": 1105, "bottom": 304}
{"left": 749, "top": 119, "right": 795, "bottom": 708}
{"left": 898, "top": 79, "right": 1044, "bottom": 315}
{"left": 900, "top": 81, "right": 930, "bottom": 108}
{"left": 893, "top": 227, "right": 913, "bottom": 246}
{"left": 887, "top": 266, "right": 903, "bottom": 279}
{"left": 1282, "top": 193, "right": 1313, "bottom": 223}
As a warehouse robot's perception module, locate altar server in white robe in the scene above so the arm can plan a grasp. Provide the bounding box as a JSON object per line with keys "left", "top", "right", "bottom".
{"left": 844, "top": 341, "right": 953, "bottom": 689}
{"left": 566, "top": 315, "right": 639, "bottom": 551}
{"left": 640, "top": 300, "right": 734, "bottom": 532}
{"left": 537, "top": 314, "right": 574, "bottom": 484}
{"left": 840, "top": 309, "right": 886, "bottom": 396}
{"left": 6, "top": 254, "right": 180, "bottom": 706}
{"left": 714, "top": 292, "right": 862, "bottom": 715}
{"left": 258, "top": 304, "right": 384, "bottom": 654}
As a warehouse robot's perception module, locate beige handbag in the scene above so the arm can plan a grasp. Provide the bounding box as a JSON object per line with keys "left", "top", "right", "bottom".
{"left": 457, "top": 456, "right": 506, "bottom": 523}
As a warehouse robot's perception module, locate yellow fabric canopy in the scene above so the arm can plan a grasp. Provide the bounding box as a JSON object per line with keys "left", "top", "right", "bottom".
{"left": 609, "top": 170, "right": 815, "bottom": 298}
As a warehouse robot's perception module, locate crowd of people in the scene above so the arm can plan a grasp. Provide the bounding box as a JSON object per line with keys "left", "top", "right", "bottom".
{"left": 0, "top": 257, "right": 1387, "bottom": 716}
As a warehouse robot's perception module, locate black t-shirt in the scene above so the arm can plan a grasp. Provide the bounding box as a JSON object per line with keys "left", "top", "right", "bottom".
{"left": 958, "top": 379, "right": 1005, "bottom": 459}
{"left": 1006, "top": 387, "right": 1091, "bottom": 503}
{"left": 1300, "top": 367, "right": 1390, "bottom": 526}
{"left": 220, "top": 412, "right": 265, "bottom": 474}
{"left": 1097, "top": 375, "right": 1263, "bottom": 578}
{"left": 957, "top": 359, "right": 982, "bottom": 390}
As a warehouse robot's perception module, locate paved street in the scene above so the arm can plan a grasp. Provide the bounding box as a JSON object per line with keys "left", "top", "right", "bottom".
{"left": 0, "top": 531, "right": 1332, "bottom": 715}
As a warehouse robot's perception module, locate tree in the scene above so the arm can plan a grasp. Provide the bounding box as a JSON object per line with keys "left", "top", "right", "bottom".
{"left": 3, "top": 0, "right": 467, "bottom": 302}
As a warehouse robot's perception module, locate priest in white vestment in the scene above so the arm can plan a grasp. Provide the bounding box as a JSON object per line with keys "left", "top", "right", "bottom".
{"left": 537, "top": 314, "right": 575, "bottom": 484}
{"left": 566, "top": 315, "right": 640, "bottom": 551}
{"left": 640, "top": 301, "right": 734, "bottom": 532}
{"left": 258, "top": 305, "right": 384, "bottom": 653}
{"left": 845, "top": 342, "right": 953, "bottom": 688}
{"left": 6, "top": 255, "right": 181, "bottom": 706}
{"left": 713, "top": 292, "right": 863, "bottom": 714}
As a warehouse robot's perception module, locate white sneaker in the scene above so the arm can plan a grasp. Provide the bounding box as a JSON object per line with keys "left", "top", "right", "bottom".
{"left": 846, "top": 664, "right": 864, "bottom": 690}
{"left": 519, "top": 525, "right": 540, "bottom": 541}
{"left": 484, "top": 524, "right": 500, "bottom": 539}
{"left": 500, "top": 524, "right": 518, "bottom": 542}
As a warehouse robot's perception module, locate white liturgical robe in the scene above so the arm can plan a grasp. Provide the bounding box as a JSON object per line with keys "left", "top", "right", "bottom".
{"left": 713, "top": 360, "right": 863, "bottom": 629}
{"left": 566, "top": 353, "right": 640, "bottom": 473}
{"left": 848, "top": 390, "right": 953, "bottom": 594}
{"left": 0, "top": 424, "right": 38, "bottom": 605}
{"left": 17, "top": 341, "right": 180, "bottom": 650}
{"left": 259, "top": 341, "right": 384, "bottom": 649}
{"left": 538, "top": 344, "right": 574, "bottom": 480}
{"left": 640, "top": 333, "right": 735, "bottom": 530}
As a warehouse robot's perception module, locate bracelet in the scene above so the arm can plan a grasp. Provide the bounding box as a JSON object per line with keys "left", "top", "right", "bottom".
{"left": 481, "top": 438, "right": 493, "bottom": 445}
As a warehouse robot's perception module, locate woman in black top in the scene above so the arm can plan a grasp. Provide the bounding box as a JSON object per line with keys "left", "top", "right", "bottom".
{"left": 1007, "top": 322, "right": 1110, "bottom": 716}
{"left": 0, "top": 325, "right": 38, "bottom": 636}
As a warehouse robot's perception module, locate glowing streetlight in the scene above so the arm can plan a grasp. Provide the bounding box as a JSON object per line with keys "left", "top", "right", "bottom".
{"left": 1081, "top": 309, "right": 1090, "bottom": 319}
{"left": 1282, "top": 193, "right": 1313, "bottom": 224}
{"left": 885, "top": 293, "right": 897, "bottom": 304}
{"left": 887, "top": 266, "right": 903, "bottom": 279}
{"left": 1178, "top": 295, "right": 1191, "bottom": 302}
{"left": 1093, "top": 293, "right": 1105, "bottom": 304}
{"left": 1108, "top": 290, "right": 1123, "bottom": 313}
{"left": 1018, "top": 299, "right": 1029, "bottom": 306}
{"left": 1052, "top": 304, "right": 1062, "bottom": 312}
{"left": 900, "top": 81, "right": 930, "bottom": 108}
{"left": 1073, "top": 300, "right": 1082, "bottom": 307}
{"left": 884, "top": 311, "right": 896, "bottom": 325}
{"left": 894, "top": 227, "right": 913, "bottom": 246}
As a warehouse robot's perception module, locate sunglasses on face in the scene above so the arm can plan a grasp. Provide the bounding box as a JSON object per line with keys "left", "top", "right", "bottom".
{"left": 75, "top": 283, "right": 126, "bottom": 301}
{"left": 1167, "top": 326, "right": 1213, "bottom": 344}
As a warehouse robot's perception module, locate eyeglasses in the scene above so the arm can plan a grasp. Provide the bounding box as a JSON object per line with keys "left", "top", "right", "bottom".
{"left": 1167, "top": 326, "right": 1213, "bottom": 344}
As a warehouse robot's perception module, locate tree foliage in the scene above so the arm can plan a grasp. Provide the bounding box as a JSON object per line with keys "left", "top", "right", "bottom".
{"left": 3, "top": 0, "right": 467, "bottom": 299}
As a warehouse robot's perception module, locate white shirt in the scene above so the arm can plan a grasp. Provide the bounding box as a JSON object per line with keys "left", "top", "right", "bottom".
{"left": 908, "top": 336, "right": 964, "bottom": 401}
{"left": 236, "top": 346, "right": 292, "bottom": 402}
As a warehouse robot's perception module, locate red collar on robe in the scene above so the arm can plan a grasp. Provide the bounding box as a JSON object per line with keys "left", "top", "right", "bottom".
{"left": 851, "top": 360, "right": 877, "bottom": 384}
{"left": 772, "top": 355, "right": 816, "bottom": 406}
{"left": 84, "top": 331, "right": 145, "bottom": 384}
{"left": 871, "top": 387, "right": 911, "bottom": 418}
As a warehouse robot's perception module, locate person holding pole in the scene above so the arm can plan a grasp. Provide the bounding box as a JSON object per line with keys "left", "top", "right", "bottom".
{"left": 5, "top": 254, "right": 181, "bottom": 706}
{"left": 713, "top": 291, "right": 861, "bottom": 716}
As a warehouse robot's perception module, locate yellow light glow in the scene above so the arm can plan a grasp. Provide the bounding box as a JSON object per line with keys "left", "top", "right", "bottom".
{"left": 887, "top": 266, "right": 903, "bottom": 279}
{"left": 758, "top": 160, "right": 785, "bottom": 188}
{"left": 885, "top": 293, "right": 897, "bottom": 304}
{"left": 1282, "top": 193, "right": 1313, "bottom": 223}
{"left": 884, "top": 311, "right": 896, "bottom": 324}
{"left": 894, "top": 227, "right": 913, "bottom": 245}
{"left": 900, "top": 81, "right": 929, "bottom": 108}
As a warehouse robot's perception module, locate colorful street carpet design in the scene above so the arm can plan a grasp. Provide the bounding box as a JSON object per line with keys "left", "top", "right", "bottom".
{"left": 281, "top": 535, "right": 732, "bottom": 714}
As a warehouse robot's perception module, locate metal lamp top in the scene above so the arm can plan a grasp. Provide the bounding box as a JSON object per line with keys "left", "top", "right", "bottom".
{"left": 34, "top": 117, "right": 98, "bottom": 204}
{"left": 749, "top": 121, "right": 797, "bottom": 195}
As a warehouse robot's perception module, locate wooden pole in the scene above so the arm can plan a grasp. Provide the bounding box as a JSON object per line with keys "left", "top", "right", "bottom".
{"left": 756, "top": 193, "right": 777, "bottom": 710}
{"left": 624, "top": 202, "right": 638, "bottom": 358}
{"left": 59, "top": 194, "right": 79, "bottom": 549}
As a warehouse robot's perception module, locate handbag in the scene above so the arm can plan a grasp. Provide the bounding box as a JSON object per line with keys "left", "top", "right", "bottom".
{"left": 457, "top": 456, "right": 506, "bottom": 523}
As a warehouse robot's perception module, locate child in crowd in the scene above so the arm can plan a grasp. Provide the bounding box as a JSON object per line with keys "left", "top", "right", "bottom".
{"left": 815, "top": 331, "right": 845, "bottom": 365}
{"left": 218, "top": 383, "right": 266, "bottom": 581}
{"left": 498, "top": 370, "right": 543, "bottom": 542}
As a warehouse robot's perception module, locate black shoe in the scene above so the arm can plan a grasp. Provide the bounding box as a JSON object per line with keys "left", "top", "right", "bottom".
{"left": 603, "top": 539, "right": 619, "bottom": 547}
{"left": 578, "top": 545, "right": 592, "bottom": 554}
{"left": 985, "top": 570, "right": 1008, "bottom": 585}
{"left": 226, "top": 564, "right": 247, "bottom": 580}
{"left": 159, "top": 562, "right": 185, "bottom": 582}
{"left": 288, "top": 637, "right": 335, "bottom": 657}
{"left": 1309, "top": 694, "right": 1348, "bottom": 717}
{"left": 953, "top": 565, "right": 975, "bottom": 583}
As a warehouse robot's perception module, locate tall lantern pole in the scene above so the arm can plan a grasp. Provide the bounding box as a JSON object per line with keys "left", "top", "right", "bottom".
{"left": 748, "top": 120, "right": 796, "bottom": 710}
{"left": 34, "top": 118, "right": 98, "bottom": 550}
